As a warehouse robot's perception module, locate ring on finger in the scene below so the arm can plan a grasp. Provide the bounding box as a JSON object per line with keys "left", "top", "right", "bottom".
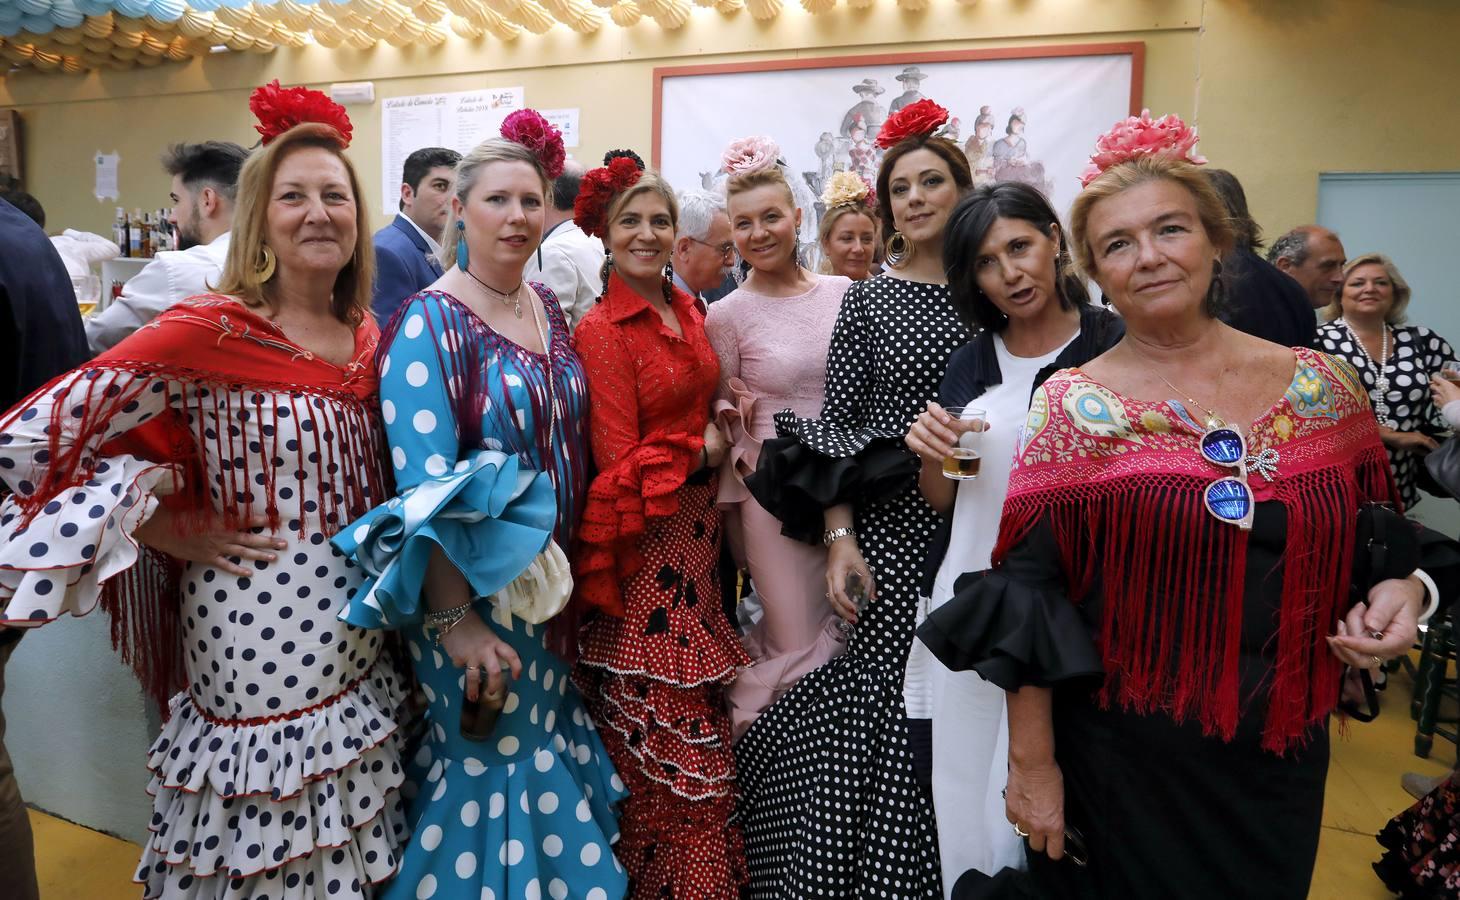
{"left": 1371, "top": 655, "right": 1384, "bottom": 667}
{"left": 1013, "top": 823, "right": 1030, "bottom": 838}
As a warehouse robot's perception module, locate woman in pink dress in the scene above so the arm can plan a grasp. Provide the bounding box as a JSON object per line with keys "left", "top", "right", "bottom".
{"left": 706, "top": 139, "right": 852, "bottom": 739}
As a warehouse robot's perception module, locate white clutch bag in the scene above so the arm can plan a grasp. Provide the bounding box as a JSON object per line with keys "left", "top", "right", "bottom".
{"left": 493, "top": 539, "right": 573, "bottom": 624}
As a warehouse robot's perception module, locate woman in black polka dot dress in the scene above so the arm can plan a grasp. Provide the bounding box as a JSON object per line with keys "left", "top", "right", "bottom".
{"left": 735, "top": 102, "right": 972, "bottom": 898}
{"left": 1315, "top": 252, "right": 1457, "bottom": 509}
{"left": 0, "top": 117, "right": 409, "bottom": 898}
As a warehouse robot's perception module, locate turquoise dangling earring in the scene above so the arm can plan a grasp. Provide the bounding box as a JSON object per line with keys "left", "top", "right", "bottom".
{"left": 455, "top": 219, "right": 468, "bottom": 272}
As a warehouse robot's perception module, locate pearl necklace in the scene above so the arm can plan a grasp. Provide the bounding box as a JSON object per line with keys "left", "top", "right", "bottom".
{"left": 1340, "top": 319, "right": 1393, "bottom": 425}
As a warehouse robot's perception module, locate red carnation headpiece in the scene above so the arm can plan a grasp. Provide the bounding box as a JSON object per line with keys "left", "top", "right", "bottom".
{"left": 249, "top": 80, "right": 353, "bottom": 148}
{"left": 574, "top": 156, "right": 643, "bottom": 239}
{"left": 500, "top": 108, "right": 566, "bottom": 181}
{"left": 875, "top": 98, "right": 951, "bottom": 150}
{"left": 1078, "top": 109, "right": 1207, "bottom": 187}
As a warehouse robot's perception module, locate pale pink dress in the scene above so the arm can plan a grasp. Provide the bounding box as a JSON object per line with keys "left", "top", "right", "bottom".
{"left": 705, "top": 274, "right": 852, "bottom": 740}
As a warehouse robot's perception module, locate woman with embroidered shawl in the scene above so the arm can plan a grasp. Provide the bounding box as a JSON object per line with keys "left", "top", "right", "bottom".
{"left": 0, "top": 87, "right": 410, "bottom": 898}
{"left": 569, "top": 157, "right": 749, "bottom": 898}
{"left": 331, "top": 115, "right": 628, "bottom": 900}
{"left": 918, "top": 114, "right": 1425, "bottom": 899}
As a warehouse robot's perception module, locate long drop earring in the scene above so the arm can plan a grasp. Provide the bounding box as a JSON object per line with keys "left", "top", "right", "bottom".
{"left": 599, "top": 250, "right": 614, "bottom": 295}
{"left": 884, "top": 231, "right": 913, "bottom": 269}
{"left": 662, "top": 262, "right": 675, "bottom": 302}
{"left": 455, "top": 220, "right": 469, "bottom": 272}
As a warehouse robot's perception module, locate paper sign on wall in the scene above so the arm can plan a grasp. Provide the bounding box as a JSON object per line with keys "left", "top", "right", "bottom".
{"left": 94, "top": 151, "right": 119, "bottom": 202}
{"left": 380, "top": 87, "right": 524, "bottom": 216}
{"left": 541, "top": 109, "right": 580, "bottom": 148}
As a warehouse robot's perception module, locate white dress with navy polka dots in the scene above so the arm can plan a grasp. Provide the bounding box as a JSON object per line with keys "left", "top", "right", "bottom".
{"left": 0, "top": 362, "right": 410, "bottom": 898}
{"left": 1315, "top": 322, "right": 1459, "bottom": 508}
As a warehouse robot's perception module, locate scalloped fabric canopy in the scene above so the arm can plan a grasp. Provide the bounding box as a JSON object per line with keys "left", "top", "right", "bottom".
{"left": 0, "top": 0, "right": 937, "bottom": 72}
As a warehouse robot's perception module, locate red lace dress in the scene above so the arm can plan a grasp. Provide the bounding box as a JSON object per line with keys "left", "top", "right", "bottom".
{"left": 571, "top": 274, "right": 749, "bottom": 899}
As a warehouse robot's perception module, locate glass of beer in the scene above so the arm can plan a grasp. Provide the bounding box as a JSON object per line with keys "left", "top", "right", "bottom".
{"left": 1440, "top": 362, "right": 1460, "bottom": 385}
{"left": 940, "top": 405, "right": 986, "bottom": 481}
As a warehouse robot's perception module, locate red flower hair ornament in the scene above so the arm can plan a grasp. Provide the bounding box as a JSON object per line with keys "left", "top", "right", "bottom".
{"left": 500, "top": 109, "right": 566, "bottom": 181}
{"left": 875, "top": 98, "right": 951, "bottom": 150}
{"left": 574, "top": 156, "right": 644, "bottom": 239}
{"left": 249, "top": 80, "right": 353, "bottom": 149}
{"left": 1079, "top": 109, "right": 1207, "bottom": 187}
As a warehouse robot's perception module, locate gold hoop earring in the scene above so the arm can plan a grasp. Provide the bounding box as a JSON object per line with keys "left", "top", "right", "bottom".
{"left": 255, "top": 246, "right": 276, "bottom": 282}
{"left": 885, "top": 231, "right": 913, "bottom": 269}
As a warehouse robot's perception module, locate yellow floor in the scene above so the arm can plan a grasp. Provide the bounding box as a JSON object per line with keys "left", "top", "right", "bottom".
{"left": 27, "top": 669, "right": 1457, "bottom": 899}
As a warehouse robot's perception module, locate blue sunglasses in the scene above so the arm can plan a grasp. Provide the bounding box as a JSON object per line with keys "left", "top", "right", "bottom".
{"left": 1199, "top": 426, "right": 1255, "bottom": 530}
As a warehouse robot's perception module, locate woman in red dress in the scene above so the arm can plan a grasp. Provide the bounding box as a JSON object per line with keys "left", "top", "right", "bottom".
{"left": 569, "top": 157, "right": 749, "bottom": 898}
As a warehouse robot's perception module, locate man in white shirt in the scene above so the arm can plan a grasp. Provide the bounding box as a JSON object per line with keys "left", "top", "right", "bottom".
{"left": 671, "top": 189, "right": 734, "bottom": 312}
{"left": 523, "top": 160, "right": 604, "bottom": 329}
{"left": 86, "top": 141, "right": 246, "bottom": 353}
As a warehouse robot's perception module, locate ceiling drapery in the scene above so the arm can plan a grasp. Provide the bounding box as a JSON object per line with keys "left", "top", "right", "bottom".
{"left": 0, "top": 0, "right": 941, "bottom": 72}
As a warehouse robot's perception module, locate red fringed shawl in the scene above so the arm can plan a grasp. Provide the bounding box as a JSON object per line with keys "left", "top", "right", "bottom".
{"left": 7, "top": 295, "right": 388, "bottom": 709}
{"left": 992, "top": 348, "right": 1396, "bottom": 754}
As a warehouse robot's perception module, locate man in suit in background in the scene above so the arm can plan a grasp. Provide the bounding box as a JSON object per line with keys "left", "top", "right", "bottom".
{"left": 0, "top": 195, "right": 90, "bottom": 900}
{"left": 372, "top": 146, "right": 461, "bottom": 324}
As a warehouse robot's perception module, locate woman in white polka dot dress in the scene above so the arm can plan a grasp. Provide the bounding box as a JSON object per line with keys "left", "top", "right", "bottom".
{"left": 332, "top": 125, "right": 629, "bottom": 900}
{"left": 1315, "top": 252, "right": 1458, "bottom": 509}
{"left": 735, "top": 100, "right": 971, "bottom": 898}
{"left": 0, "top": 107, "right": 411, "bottom": 897}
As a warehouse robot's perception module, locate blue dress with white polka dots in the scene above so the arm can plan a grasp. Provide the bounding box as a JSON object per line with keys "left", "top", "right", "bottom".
{"left": 333, "top": 288, "right": 628, "bottom": 900}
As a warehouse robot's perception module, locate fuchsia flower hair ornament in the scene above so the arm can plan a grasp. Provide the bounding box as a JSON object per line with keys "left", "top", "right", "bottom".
{"left": 1078, "top": 109, "right": 1208, "bottom": 187}
{"left": 500, "top": 109, "right": 567, "bottom": 180}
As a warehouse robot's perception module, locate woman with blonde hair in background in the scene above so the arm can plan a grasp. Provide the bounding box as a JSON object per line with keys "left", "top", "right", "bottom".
{"left": 1316, "top": 252, "right": 1458, "bottom": 510}
{"left": 817, "top": 170, "right": 879, "bottom": 281}
{"left": 707, "top": 136, "right": 853, "bottom": 740}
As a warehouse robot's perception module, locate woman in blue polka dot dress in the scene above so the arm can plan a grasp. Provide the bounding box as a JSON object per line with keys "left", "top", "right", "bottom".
{"left": 333, "top": 121, "right": 629, "bottom": 900}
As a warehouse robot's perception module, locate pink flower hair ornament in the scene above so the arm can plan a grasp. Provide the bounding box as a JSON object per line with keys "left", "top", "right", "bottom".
{"left": 721, "top": 135, "right": 782, "bottom": 175}
{"left": 1078, "top": 109, "right": 1208, "bottom": 187}
{"left": 500, "top": 108, "right": 567, "bottom": 181}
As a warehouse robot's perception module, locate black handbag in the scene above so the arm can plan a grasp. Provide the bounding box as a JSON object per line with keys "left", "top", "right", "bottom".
{"left": 1343, "top": 504, "right": 1423, "bottom": 721}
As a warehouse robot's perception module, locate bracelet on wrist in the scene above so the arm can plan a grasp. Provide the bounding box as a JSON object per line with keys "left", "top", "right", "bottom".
{"left": 823, "top": 527, "right": 856, "bottom": 547}
{"left": 426, "top": 601, "right": 473, "bottom": 646}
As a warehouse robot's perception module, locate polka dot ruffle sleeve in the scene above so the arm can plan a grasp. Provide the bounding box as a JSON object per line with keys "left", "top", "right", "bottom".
{"left": 332, "top": 295, "right": 559, "bottom": 629}
{"left": 0, "top": 367, "right": 175, "bottom": 624}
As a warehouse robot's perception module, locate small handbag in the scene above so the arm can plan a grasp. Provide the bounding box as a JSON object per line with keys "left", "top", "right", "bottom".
{"left": 1343, "top": 504, "right": 1423, "bottom": 721}
{"left": 492, "top": 539, "right": 573, "bottom": 625}
{"left": 1423, "top": 433, "right": 1460, "bottom": 500}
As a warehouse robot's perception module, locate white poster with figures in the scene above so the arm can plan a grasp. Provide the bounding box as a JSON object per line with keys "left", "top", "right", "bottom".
{"left": 380, "top": 86, "right": 525, "bottom": 216}
{"left": 655, "top": 46, "right": 1140, "bottom": 268}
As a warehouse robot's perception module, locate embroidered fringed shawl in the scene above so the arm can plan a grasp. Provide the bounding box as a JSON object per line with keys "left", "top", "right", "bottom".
{"left": 991, "top": 348, "right": 1396, "bottom": 754}
{"left": 3, "top": 295, "right": 388, "bottom": 708}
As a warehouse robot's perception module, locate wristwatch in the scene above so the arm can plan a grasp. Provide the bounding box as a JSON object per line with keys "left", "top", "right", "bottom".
{"left": 822, "top": 527, "right": 857, "bottom": 547}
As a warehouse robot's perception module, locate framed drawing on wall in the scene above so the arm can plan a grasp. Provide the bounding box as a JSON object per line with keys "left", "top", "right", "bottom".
{"left": 653, "top": 43, "right": 1143, "bottom": 264}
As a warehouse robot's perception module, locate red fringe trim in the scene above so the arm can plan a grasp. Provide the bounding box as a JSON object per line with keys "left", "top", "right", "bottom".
{"left": 992, "top": 443, "right": 1395, "bottom": 755}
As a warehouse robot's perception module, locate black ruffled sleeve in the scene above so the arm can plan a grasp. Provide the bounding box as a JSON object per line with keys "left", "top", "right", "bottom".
{"left": 917, "top": 518, "right": 1103, "bottom": 690}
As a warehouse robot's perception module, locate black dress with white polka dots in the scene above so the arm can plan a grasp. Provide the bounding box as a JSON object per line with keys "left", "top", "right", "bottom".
{"left": 1315, "top": 322, "right": 1458, "bottom": 508}
{"left": 734, "top": 274, "right": 969, "bottom": 898}
{"left": 0, "top": 311, "right": 410, "bottom": 899}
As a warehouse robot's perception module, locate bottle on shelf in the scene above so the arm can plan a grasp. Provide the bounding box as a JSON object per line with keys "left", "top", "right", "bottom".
{"left": 113, "top": 207, "right": 128, "bottom": 257}
{"left": 157, "top": 209, "right": 172, "bottom": 252}
{"left": 128, "top": 208, "right": 142, "bottom": 258}
{"left": 142, "top": 212, "right": 155, "bottom": 258}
